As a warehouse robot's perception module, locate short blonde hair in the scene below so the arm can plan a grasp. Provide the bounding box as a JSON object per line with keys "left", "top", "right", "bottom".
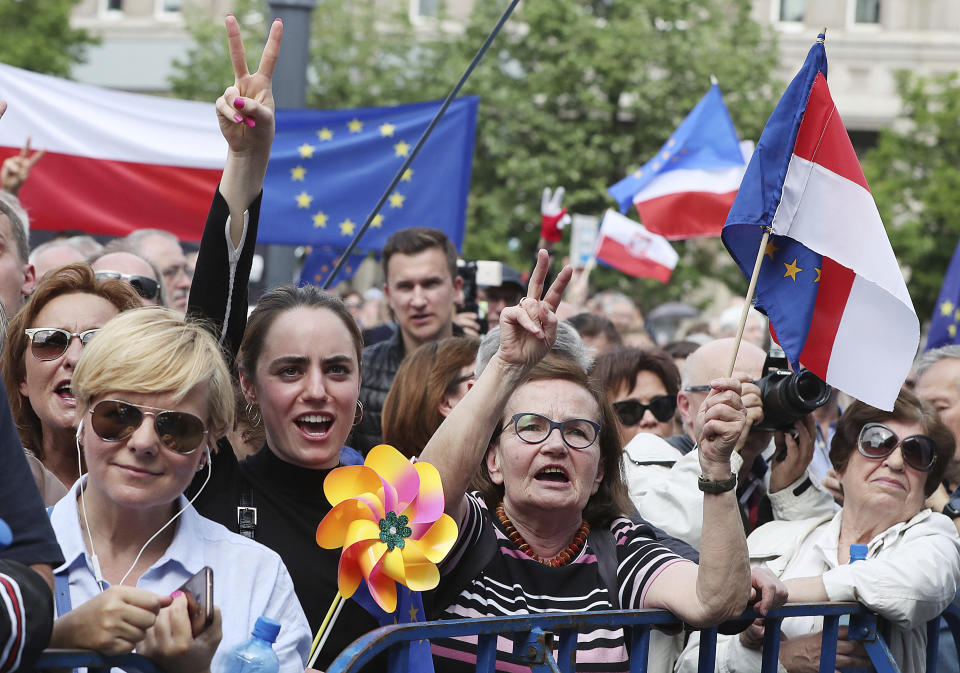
{"left": 73, "top": 308, "right": 234, "bottom": 438}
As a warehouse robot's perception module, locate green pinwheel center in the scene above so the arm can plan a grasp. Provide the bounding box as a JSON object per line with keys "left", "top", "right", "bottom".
{"left": 379, "top": 511, "right": 412, "bottom": 551}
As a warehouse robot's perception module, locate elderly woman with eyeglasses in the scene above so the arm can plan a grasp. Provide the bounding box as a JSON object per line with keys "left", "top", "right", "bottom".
{"left": 419, "top": 252, "right": 777, "bottom": 671}
{"left": 1, "top": 264, "right": 142, "bottom": 499}
{"left": 677, "top": 388, "right": 960, "bottom": 673}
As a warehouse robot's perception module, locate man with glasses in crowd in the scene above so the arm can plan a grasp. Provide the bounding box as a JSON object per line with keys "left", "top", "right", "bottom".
{"left": 125, "top": 228, "right": 192, "bottom": 314}
{"left": 635, "top": 337, "right": 834, "bottom": 549}
{"left": 89, "top": 245, "right": 165, "bottom": 307}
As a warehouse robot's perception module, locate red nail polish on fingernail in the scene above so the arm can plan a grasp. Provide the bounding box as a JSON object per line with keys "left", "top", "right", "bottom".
{"left": 170, "top": 590, "right": 184, "bottom": 599}
{"left": 226, "top": 13, "right": 233, "bottom": 17}
{"left": 244, "top": 117, "right": 256, "bottom": 128}
{"left": 275, "top": 17, "right": 282, "bottom": 23}
{"left": 234, "top": 97, "right": 245, "bottom": 109}
{"left": 234, "top": 114, "right": 243, "bottom": 123}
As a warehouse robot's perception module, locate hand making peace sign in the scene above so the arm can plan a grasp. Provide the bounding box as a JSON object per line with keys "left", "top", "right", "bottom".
{"left": 1, "top": 137, "right": 44, "bottom": 196}
{"left": 215, "top": 14, "right": 283, "bottom": 157}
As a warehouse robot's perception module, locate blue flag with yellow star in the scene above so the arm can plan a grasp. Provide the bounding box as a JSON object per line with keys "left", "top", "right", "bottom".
{"left": 350, "top": 580, "right": 434, "bottom": 672}
{"left": 260, "top": 97, "right": 479, "bottom": 249}
{"left": 298, "top": 246, "right": 367, "bottom": 286}
{"left": 926, "top": 238, "right": 960, "bottom": 350}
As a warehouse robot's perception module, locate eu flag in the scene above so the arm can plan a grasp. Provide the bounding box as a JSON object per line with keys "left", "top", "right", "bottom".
{"left": 351, "top": 580, "right": 434, "bottom": 672}
{"left": 260, "top": 97, "right": 479, "bottom": 250}
{"left": 926, "top": 238, "right": 960, "bottom": 350}
{"left": 298, "top": 246, "right": 367, "bottom": 286}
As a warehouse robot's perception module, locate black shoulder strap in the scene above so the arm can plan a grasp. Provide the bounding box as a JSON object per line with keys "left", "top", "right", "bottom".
{"left": 588, "top": 528, "right": 620, "bottom": 609}
{"left": 237, "top": 472, "right": 257, "bottom": 539}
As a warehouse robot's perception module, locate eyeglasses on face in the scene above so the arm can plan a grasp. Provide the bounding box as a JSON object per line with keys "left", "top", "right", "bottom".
{"left": 94, "top": 271, "right": 160, "bottom": 301}
{"left": 89, "top": 399, "right": 208, "bottom": 455}
{"left": 24, "top": 328, "right": 98, "bottom": 361}
{"left": 162, "top": 263, "right": 193, "bottom": 281}
{"left": 856, "top": 422, "right": 938, "bottom": 472}
{"left": 502, "top": 412, "right": 600, "bottom": 450}
{"left": 612, "top": 395, "right": 677, "bottom": 426}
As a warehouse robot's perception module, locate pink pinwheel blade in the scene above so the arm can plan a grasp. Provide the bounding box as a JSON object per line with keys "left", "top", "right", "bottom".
{"left": 367, "top": 444, "right": 421, "bottom": 513}
{"left": 403, "top": 461, "right": 444, "bottom": 524}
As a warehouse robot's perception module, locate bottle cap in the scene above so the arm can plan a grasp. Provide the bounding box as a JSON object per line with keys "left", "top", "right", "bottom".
{"left": 252, "top": 616, "right": 281, "bottom": 643}
{"left": 0, "top": 518, "right": 11, "bottom": 549}
{"left": 849, "top": 543, "right": 868, "bottom": 562}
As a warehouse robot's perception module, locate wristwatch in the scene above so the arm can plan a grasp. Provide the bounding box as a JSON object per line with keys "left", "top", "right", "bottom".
{"left": 698, "top": 473, "right": 737, "bottom": 494}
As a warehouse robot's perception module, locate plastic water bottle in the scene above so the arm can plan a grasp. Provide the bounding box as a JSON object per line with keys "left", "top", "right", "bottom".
{"left": 223, "top": 616, "right": 281, "bottom": 673}
{"left": 838, "top": 544, "right": 869, "bottom": 673}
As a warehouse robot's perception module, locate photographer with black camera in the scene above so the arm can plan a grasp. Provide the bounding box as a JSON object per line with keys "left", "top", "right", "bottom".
{"left": 454, "top": 260, "right": 524, "bottom": 336}
{"left": 635, "top": 337, "right": 836, "bottom": 550}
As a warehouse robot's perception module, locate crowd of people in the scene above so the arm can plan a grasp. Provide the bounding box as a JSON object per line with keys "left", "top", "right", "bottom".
{"left": 1, "top": 15, "right": 959, "bottom": 673}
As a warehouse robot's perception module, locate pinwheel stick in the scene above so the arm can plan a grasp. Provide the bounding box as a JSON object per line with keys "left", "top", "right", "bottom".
{"left": 307, "top": 591, "right": 344, "bottom": 668}
{"left": 726, "top": 229, "right": 770, "bottom": 377}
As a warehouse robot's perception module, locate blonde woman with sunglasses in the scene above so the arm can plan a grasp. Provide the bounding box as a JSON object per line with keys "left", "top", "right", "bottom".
{"left": 46, "top": 308, "right": 310, "bottom": 672}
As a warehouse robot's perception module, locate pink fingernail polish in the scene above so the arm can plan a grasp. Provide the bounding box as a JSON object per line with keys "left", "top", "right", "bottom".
{"left": 234, "top": 97, "right": 245, "bottom": 109}
{"left": 234, "top": 114, "right": 243, "bottom": 123}
{"left": 244, "top": 117, "right": 257, "bottom": 128}
{"left": 170, "top": 590, "right": 184, "bottom": 599}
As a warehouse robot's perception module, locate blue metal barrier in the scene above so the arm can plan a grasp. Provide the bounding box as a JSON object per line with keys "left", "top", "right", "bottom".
{"left": 31, "top": 603, "right": 960, "bottom": 672}
{"left": 34, "top": 648, "right": 163, "bottom": 672}
{"left": 327, "top": 602, "right": 957, "bottom": 673}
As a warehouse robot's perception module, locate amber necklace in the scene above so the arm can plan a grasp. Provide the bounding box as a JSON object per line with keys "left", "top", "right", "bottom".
{"left": 495, "top": 502, "right": 590, "bottom": 567}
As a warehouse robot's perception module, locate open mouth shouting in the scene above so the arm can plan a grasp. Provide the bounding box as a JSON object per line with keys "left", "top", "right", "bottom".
{"left": 534, "top": 466, "right": 570, "bottom": 484}
{"left": 55, "top": 379, "right": 76, "bottom": 407}
{"left": 295, "top": 412, "right": 335, "bottom": 440}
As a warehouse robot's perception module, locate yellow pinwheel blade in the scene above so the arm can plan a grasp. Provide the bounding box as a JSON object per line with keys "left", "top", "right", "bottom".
{"left": 323, "top": 465, "right": 383, "bottom": 506}
{"left": 316, "top": 499, "right": 378, "bottom": 549}
{"left": 412, "top": 513, "right": 459, "bottom": 563}
{"left": 366, "top": 444, "right": 420, "bottom": 513}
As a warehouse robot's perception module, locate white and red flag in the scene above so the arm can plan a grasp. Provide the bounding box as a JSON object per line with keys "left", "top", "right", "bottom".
{"left": 607, "top": 83, "right": 746, "bottom": 240}
{"left": 722, "top": 35, "right": 917, "bottom": 410}
{"left": 595, "top": 209, "right": 678, "bottom": 283}
{"left": 0, "top": 63, "right": 224, "bottom": 240}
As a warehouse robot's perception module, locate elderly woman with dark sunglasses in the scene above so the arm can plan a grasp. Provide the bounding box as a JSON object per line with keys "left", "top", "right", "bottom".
{"left": 677, "top": 388, "right": 960, "bottom": 673}
{"left": 1, "top": 263, "right": 142, "bottom": 498}
{"left": 46, "top": 308, "right": 310, "bottom": 672}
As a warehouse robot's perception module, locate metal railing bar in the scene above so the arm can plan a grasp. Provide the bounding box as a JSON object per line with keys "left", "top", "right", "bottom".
{"left": 629, "top": 624, "right": 651, "bottom": 673}
{"left": 819, "top": 614, "right": 840, "bottom": 673}
{"left": 760, "top": 616, "right": 782, "bottom": 672}
{"left": 476, "top": 633, "right": 497, "bottom": 673}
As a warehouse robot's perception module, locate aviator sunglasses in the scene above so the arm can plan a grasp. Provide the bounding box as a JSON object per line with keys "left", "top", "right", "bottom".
{"left": 94, "top": 271, "right": 161, "bottom": 301}
{"left": 857, "top": 422, "right": 938, "bottom": 472}
{"left": 24, "top": 328, "right": 98, "bottom": 361}
{"left": 90, "top": 399, "right": 208, "bottom": 454}
{"left": 612, "top": 395, "right": 677, "bottom": 426}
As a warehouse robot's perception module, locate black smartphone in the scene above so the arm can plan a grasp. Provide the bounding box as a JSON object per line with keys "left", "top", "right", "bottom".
{"left": 176, "top": 566, "right": 213, "bottom": 636}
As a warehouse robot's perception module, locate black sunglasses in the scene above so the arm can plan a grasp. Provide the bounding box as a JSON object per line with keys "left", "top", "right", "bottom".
{"left": 612, "top": 395, "right": 677, "bottom": 426}
{"left": 857, "top": 422, "right": 938, "bottom": 472}
{"left": 90, "top": 399, "right": 208, "bottom": 454}
{"left": 24, "top": 328, "right": 98, "bottom": 361}
{"left": 95, "top": 271, "right": 160, "bottom": 301}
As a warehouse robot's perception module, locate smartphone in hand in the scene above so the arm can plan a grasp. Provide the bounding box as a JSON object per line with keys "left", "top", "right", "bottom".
{"left": 175, "top": 566, "right": 213, "bottom": 636}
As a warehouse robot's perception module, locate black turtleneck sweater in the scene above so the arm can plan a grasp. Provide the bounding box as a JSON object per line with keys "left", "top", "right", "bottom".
{"left": 188, "top": 444, "right": 382, "bottom": 671}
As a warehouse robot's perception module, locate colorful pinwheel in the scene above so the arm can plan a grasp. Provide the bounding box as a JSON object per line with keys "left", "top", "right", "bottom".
{"left": 316, "top": 444, "right": 458, "bottom": 612}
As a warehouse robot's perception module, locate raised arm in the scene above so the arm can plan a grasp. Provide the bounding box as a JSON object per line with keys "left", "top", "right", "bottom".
{"left": 643, "top": 379, "right": 753, "bottom": 626}
{"left": 420, "top": 250, "right": 572, "bottom": 525}
{"left": 217, "top": 14, "right": 282, "bottom": 246}
{"left": 189, "top": 16, "right": 281, "bottom": 359}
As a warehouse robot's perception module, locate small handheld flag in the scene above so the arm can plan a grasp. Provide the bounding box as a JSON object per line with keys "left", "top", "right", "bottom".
{"left": 722, "top": 34, "right": 917, "bottom": 411}
{"left": 595, "top": 209, "right": 678, "bottom": 283}
{"left": 925, "top": 238, "right": 960, "bottom": 351}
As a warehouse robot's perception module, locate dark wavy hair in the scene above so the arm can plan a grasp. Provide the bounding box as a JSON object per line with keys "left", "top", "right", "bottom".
{"left": 475, "top": 355, "right": 631, "bottom": 528}
{"left": 830, "top": 388, "right": 955, "bottom": 497}
{"left": 591, "top": 345, "right": 680, "bottom": 398}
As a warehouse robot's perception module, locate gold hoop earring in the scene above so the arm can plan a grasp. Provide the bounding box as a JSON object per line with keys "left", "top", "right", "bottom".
{"left": 353, "top": 401, "right": 363, "bottom": 426}
{"left": 245, "top": 402, "right": 262, "bottom": 427}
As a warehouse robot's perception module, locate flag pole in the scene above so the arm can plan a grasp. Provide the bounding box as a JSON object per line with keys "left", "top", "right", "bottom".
{"left": 726, "top": 229, "right": 770, "bottom": 377}
{"left": 321, "top": 0, "right": 522, "bottom": 289}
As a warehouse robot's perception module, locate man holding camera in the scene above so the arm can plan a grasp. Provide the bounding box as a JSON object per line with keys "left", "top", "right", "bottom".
{"left": 353, "top": 227, "right": 464, "bottom": 455}
{"left": 635, "top": 337, "right": 835, "bottom": 550}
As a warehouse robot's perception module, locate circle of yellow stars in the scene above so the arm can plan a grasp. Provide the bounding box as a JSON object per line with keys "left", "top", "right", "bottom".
{"left": 289, "top": 118, "right": 414, "bottom": 235}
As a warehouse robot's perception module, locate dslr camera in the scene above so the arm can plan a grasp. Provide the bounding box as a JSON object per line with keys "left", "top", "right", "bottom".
{"left": 457, "top": 260, "right": 508, "bottom": 335}
{"left": 753, "top": 346, "right": 831, "bottom": 432}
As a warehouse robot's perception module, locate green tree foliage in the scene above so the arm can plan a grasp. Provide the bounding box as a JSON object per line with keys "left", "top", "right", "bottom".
{"left": 863, "top": 71, "right": 960, "bottom": 325}
{"left": 0, "top": 0, "right": 97, "bottom": 77}
{"left": 171, "top": 0, "right": 780, "bottom": 309}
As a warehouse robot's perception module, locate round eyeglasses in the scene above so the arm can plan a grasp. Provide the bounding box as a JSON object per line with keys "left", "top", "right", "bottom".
{"left": 503, "top": 412, "right": 600, "bottom": 450}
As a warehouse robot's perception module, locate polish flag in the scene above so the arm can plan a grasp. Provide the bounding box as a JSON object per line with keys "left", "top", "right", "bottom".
{"left": 0, "top": 63, "right": 225, "bottom": 240}
{"left": 595, "top": 209, "right": 678, "bottom": 283}
{"left": 723, "top": 36, "right": 917, "bottom": 410}
{"left": 608, "top": 83, "right": 747, "bottom": 240}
